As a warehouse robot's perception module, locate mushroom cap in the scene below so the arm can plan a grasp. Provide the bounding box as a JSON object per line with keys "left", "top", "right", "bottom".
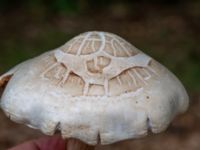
{"left": 0, "top": 31, "right": 189, "bottom": 145}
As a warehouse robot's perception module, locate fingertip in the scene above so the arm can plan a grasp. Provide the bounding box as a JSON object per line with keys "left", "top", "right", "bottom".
{"left": 34, "top": 135, "right": 66, "bottom": 150}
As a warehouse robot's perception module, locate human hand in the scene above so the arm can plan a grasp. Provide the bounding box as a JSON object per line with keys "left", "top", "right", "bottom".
{"left": 9, "top": 135, "right": 66, "bottom": 150}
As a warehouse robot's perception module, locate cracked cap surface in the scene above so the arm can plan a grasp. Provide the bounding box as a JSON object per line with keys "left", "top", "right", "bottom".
{"left": 0, "top": 31, "right": 189, "bottom": 145}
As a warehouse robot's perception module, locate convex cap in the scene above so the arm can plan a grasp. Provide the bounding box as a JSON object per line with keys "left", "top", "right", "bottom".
{"left": 0, "top": 31, "right": 189, "bottom": 145}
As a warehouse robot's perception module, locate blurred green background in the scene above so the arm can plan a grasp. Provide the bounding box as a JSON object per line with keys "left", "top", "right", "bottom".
{"left": 0, "top": 0, "right": 200, "bottom": 149}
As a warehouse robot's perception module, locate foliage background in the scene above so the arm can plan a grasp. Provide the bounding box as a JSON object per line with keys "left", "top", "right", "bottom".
{"left": 0, "top": 0, "right": 199, "bottom": 149}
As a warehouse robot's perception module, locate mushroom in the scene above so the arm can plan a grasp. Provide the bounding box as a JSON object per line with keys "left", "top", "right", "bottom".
{"left": 0, "top": 31, "right": 189, "bottom": 150}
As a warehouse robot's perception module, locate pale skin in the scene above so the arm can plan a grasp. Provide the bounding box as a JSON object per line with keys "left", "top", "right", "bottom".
{"left": 9, "top": 136, "right": 95, "bottom": 150}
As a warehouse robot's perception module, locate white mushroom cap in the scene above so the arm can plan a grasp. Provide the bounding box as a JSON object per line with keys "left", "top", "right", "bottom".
{"left": 0, "top": 31, "right": 189, "bottom": 145}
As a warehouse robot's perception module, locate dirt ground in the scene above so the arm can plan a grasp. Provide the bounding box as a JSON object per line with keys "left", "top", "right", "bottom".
{"left": 0, "top": 1, "right": 200, "bottom": 149}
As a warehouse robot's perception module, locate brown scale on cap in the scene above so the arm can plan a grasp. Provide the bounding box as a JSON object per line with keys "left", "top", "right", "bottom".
{"left": 60, "top": 32, "right": 139, "bottom": 57}
{"left": 40, "top": 32, "right": 158, "bottom": 96}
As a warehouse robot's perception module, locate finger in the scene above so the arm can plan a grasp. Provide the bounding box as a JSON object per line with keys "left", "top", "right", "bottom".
{"left": 8, "top": 141, "right": 38, "bottom": 150}
{"left": 34, "top": 135, "right": 66, "bottom": 150}
{"left": 8, "top": 135, "right": 66, "bottom": 150}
